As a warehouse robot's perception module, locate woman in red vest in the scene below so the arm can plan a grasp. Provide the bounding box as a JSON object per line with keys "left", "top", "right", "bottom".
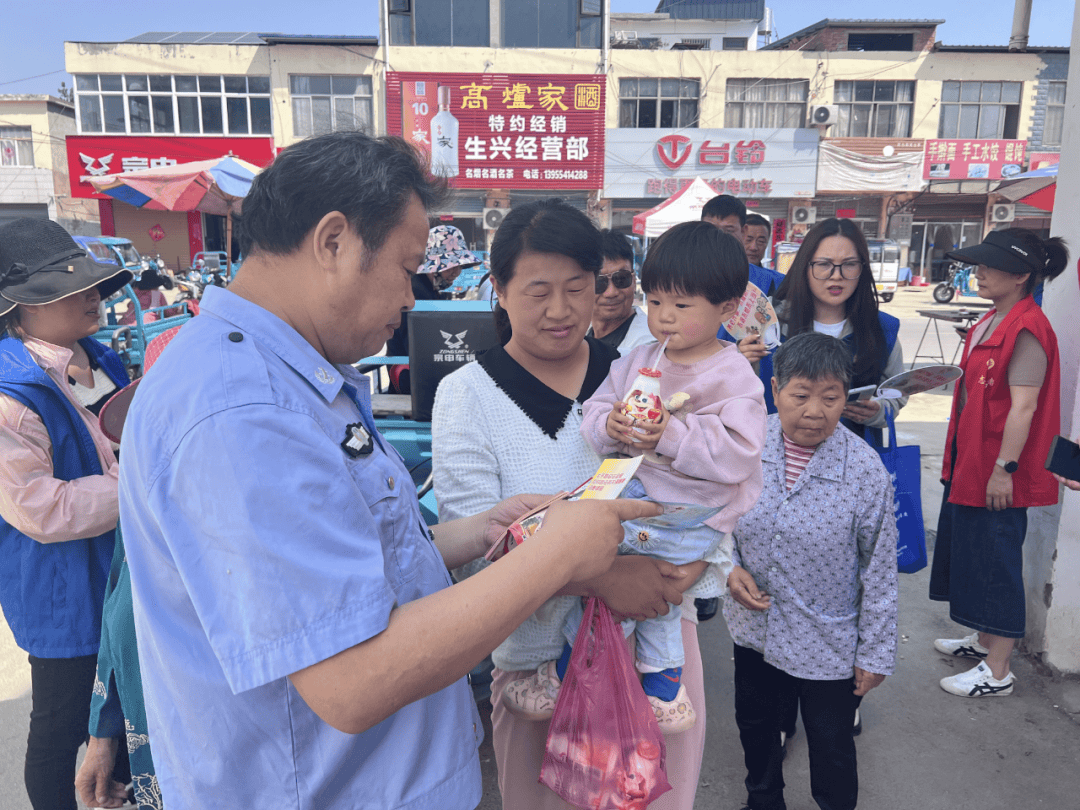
{"left": 930, "top": 228, "right": 1067, "bottom": 699}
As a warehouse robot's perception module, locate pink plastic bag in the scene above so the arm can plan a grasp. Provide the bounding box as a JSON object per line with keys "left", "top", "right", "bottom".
{"left": 540, "top": 597, "right": 672, "bottom": 809}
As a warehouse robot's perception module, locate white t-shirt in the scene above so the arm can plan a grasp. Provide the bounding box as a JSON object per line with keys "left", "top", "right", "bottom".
{"left": 813, "top": 319, "right": 847, "bottom": 339}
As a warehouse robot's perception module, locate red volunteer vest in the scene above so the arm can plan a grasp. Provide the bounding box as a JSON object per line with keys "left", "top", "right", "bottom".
{"left": 942, "top": 295, "right": 1060, "bottom": 508}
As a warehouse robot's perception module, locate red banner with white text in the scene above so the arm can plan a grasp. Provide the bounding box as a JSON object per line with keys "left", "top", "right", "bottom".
{"left": 66, "top": 135, "right": 275, "bottom": 198}
{"left": 386, "top": 71, "right": 605, "bottom": 190}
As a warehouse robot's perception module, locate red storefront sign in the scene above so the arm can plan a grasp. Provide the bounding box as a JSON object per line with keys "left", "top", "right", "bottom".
{"left": 386, "top": 72, "right": 605, "bottom": 190}
{"left": 66, "top": 136, "right": 276, "bottom": 198}
{"left": 1027, "top": 151, "right": 1060, "bottom": 170}
{"left": 923, "top": 139, "right": 1026, "bottom": 181}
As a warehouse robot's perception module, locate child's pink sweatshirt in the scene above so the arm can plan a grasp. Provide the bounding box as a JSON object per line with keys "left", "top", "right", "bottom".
{"left": 580, "top": 341, "right": 767, "bottom": 533}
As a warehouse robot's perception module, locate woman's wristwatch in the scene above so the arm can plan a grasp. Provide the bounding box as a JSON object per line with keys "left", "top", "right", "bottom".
{"left": 995, "top": 458, "right": 1019, "bottom": 474}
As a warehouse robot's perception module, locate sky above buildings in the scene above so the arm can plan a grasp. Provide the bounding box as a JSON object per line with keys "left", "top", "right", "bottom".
{"left": 1, "top": 0, "right": 1073, "bottom": 97}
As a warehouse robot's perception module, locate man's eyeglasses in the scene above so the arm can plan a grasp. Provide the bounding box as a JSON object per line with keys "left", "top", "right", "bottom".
{"left": 595, "top": 270, "right": 636, "bottom": 294}
{"left": 808, "top": 259, "right": 863, "bottom": 281}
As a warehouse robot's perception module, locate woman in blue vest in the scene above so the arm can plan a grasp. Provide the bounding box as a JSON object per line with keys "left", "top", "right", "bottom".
{"left": 741, "top": 217, "right": 906, "bottom": 443}
{"left": 0, "top": 218, "right": 132, "bottom": 810}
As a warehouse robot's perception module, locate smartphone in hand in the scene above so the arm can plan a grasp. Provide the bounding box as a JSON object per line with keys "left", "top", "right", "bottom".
{"left": 1045, "top": 435, "right": 1080, "bottom": 482}
{"left": 846, "top": 384, "right": 876, "bottom": 403}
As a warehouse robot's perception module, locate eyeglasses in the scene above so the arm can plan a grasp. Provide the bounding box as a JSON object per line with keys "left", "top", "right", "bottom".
{"left": 595, "top": 269, "right": 635, "bottom": 294}
{"left": 808, "top": 259, "right": 864, "bottom": 280}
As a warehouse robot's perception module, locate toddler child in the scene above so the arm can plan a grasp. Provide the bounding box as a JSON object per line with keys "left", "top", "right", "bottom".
{"left": 503, "top": 221, "right": 768, "bottom": 733}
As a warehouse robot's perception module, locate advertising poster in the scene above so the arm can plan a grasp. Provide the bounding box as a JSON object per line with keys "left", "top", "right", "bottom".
{"left": 386, "top": 71, "right": 605, "bottom": 190}
{"left": 923, "top": 139, "right": 1027, "bottom": 181}
{"left": 603, "top": 128, "right": 819, "bottom": 199}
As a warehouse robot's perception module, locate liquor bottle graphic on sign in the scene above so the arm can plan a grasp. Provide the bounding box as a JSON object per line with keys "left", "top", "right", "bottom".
{"left": 431, "top": 86, "right": 459, "bottom": 177}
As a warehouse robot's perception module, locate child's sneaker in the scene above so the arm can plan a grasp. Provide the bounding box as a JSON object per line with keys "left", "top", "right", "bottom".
{"left": 939, "top": 660, "right": 1015, "bottom": 698}
{"left": 647, "top": 684, "right": 696, "bottom": 734}
{"left": 502, "top": 660, "right": 561, "bottom": 720}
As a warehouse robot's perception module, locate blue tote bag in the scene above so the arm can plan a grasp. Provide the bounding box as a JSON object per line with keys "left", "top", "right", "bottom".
{"left": 873, "top": 410, "right": 928, "bottom": 574}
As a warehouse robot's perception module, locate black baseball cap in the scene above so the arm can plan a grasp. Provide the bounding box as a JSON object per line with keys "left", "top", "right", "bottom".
{"left": 946, "top": 230, "right": 1044, "bottom": 277}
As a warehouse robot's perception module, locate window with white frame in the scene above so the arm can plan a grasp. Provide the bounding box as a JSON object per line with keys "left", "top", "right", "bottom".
{"left": 619, "top": 78, "right": 699, "bottom": 128}
{"left": 1043, "top": 80, "right": 1066, "bottom": 146}
{"left": 0, "top": 127, "right": 34, "bottom": 166}
{"left": 834, "top": 80, "right": 914, "bottom": 137}
{"left": 938, "top": 80, "right": 1022, "bottom": 139}
{"left": 725, "top": 78, "right": 808, "bottom": 128}
{"left": 74, "top": 74, "right": 272, "bottom": 136}
{"left": 290, "top": 76, "right": 374, "bottom": 137}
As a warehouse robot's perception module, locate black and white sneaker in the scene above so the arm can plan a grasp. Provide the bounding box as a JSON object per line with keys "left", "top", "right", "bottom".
{"left": 933, "top": 631, "right": 989, "bottom": 659}
{"left": 939, "top": 661, "right": 1015, "bottom": 697}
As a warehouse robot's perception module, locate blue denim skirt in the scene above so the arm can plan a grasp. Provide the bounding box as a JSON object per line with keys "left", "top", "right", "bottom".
{"left": 928, "top": 481, "right": 1027, "bottom": 638}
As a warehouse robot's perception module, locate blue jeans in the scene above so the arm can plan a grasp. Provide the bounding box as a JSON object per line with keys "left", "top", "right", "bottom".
{"left": 563, "top": 479, "right": 721, "bottom": 670}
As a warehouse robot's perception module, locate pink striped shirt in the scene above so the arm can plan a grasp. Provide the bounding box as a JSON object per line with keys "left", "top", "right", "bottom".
{"left": 782, "top": 433, "right": 816, "bottom": 491}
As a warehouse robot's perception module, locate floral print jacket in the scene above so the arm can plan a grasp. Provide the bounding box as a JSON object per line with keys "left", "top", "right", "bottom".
{"left": 723, "top": 414, "right": 899, "bottom": 680}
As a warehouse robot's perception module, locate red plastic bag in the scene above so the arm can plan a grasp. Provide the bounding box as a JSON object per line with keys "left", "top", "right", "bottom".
{"left": 540, "top": 597, "right": 672, "bottom": 809}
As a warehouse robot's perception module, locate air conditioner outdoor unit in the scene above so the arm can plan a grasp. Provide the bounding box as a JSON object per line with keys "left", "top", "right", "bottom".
{"left": 991, "top": 203, "right": 1016, "bottom": 223}
{"left": 483, "top": 208, "right": 506, "bottom": 230}
{"left": 792, "top": 206, "right": 817, "bottom": 225}
{"left": 613, "top": 31, "right": 638, "bottom": 42}
{"left": 810, "top": 105, "right": 840, "bottom": 126}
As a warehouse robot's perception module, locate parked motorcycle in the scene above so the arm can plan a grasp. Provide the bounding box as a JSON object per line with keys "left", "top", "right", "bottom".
{"left": 933, "top": 262, "right": 979, "bottom": 304}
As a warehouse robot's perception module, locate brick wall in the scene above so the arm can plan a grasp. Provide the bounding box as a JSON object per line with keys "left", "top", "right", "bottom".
{"left": 1028, "top": 52, "right": 1070, "bottom": 152}
{"left": 780, "top": 25, "right": 936, "bottom": 53}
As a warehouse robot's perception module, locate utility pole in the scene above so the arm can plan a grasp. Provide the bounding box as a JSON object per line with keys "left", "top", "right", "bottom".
{"left": 1008, "top": 0, "right": 1032, "bottom": 50}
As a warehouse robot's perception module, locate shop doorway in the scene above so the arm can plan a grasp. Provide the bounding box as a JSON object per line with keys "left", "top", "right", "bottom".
{"left": 909, "top": 221, "right": 982, "bottom": 282}
{"left": 203, "top": 214, "right": 242, "bottom": 263}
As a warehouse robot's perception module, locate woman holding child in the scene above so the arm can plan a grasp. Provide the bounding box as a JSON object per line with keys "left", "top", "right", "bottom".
{"left": 433, "top": 201, "right": 750, "bottom": 808}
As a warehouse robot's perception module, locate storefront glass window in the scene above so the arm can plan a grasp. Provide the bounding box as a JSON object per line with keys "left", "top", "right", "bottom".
{"left": 74, "top": 73, "right": 273, "bottom": 136}
{"left": 290, "top": 75, "right": 374, "bottom": 137}
{"left": 620, "top": 78, "right": 699, "bottom": 128}
{"left": 725, "top": 78, "right": 807, "bottom": 128}
{"left": 834, "top": 80, "right": 913, "bottom": 137}
{"left": 939, "top": 81, "right": 1021, "bottom": 139}
{"left": 0, "top": 127, "right": 34, "bottom": 167}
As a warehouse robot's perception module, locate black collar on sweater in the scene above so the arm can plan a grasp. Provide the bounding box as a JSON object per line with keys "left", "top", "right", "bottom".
{"left": 476, "top": 337, "right": 618, "bottom": 438}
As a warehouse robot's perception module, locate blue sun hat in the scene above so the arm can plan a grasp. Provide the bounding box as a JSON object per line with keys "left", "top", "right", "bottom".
{"left": 420, "top": 225, "right": 481, "bottom": 275}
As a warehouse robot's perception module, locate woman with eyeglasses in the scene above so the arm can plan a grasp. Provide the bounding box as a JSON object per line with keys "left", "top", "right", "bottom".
{"left": 765, "top": 218, "right": 906, "bottom": 445}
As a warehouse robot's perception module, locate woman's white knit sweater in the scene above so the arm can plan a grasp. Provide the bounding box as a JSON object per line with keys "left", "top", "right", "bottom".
{"left": 432, "top": 361, "right": 602, "bottom": 672}
{"left": 432, "top": 358, "right": 730, "bottom": 671}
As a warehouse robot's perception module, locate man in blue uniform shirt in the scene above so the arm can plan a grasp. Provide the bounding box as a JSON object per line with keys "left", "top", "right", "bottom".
{"left": 118, "top": 132, "right": 659, "bottom": 810}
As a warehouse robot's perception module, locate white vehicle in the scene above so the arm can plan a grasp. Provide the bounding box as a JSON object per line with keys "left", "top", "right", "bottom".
{"left": 867, "top": 239, "right": 901, "bottom": 303}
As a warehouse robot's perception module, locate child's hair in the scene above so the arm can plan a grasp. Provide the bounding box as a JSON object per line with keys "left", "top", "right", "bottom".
{"left": 640, "top": 220, "right": 748, "bottom": 305}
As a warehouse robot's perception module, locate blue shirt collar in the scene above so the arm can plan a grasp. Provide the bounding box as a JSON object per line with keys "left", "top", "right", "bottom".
{"left": 199, "top": 286, "right": 347, "bottom": 404}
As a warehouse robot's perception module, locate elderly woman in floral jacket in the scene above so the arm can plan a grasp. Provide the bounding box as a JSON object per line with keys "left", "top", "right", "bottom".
{"left": 724, "top": 332, "right": 899, "bottom": 810}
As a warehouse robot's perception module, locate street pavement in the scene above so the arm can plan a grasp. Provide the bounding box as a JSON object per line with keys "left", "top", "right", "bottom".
{"left": 1, "top": 285, "right": 1077, "bottom": 809}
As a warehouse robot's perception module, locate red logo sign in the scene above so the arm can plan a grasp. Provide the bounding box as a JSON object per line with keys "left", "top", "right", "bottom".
{"left": 65, "top": 136, "right": 276, "bottom": 199}
{"left": 656, "top": 134, "right": 693, "bottom": 170}
{"left": 148, "top": 224, "right": 165, "bottom": 242}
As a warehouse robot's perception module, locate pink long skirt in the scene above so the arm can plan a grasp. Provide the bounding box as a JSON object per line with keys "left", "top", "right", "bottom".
{"left": 489, "top": 618, "right": 706, "bottom": 810}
